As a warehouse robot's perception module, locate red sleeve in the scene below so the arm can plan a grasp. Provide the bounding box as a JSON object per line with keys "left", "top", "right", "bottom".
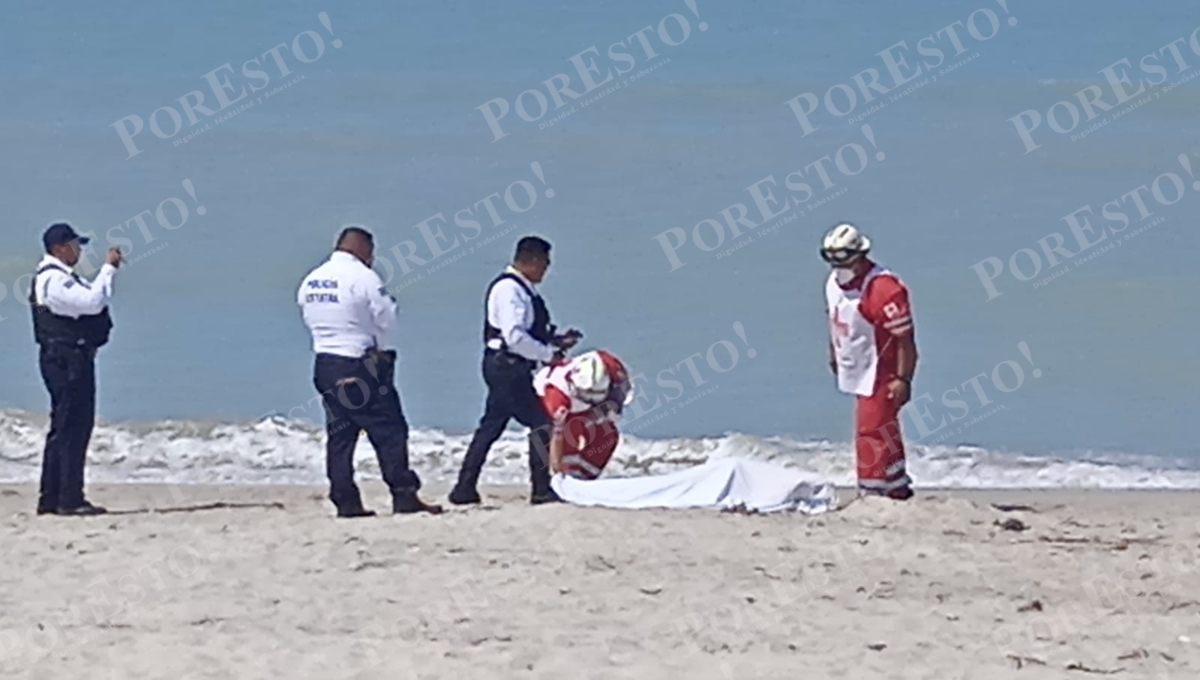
{"left": 542, "top": 385, "right": 572, "bottom": 427}
{"left": 597, "top": 351, "right": 628, "bottom": 384}
{"left": 861, "top": 274, "right": 913, "bottom": 337}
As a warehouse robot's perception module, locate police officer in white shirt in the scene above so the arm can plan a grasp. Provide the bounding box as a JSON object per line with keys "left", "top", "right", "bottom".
{"left": 31, "top": 223, "right": 122, "bottom": 516}
{"left": 298, "top": 227, "right": 442, "bottom": 517}
{"left": 449, "top": 236, "right": 581, "bottom": 505}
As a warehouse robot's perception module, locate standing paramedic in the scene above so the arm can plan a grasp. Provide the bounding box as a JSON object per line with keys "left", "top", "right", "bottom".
{"left": 449, "top": 236, "right": 581, "bottom": 505}
{"left": 822, "top": 222, "right": 917, "bottom": 500}
{"left": 31, "top": 223, "right": 122, "bottom": 516}
{"left": 298, "top": 227, "right": 442, "bottom": 518}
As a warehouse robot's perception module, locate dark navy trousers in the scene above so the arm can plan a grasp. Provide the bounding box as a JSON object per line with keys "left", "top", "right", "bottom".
{"left": 38, "top": 344, "right": 97, "bottom": 512}
{"left": 313, "top": 352, "right": 420, "bottom": 511}
{"left": 454, "top": 350, "right": 553, "bottom": 495}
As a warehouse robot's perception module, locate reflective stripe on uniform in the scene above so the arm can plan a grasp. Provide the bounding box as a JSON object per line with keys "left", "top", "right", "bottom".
{"left": 883, "top": 316, "right": 912, "bottom": 335}
{"left": 562, "top": 454, "right": 602, "bottom": 479}
{"left": 858, "top": 474, "right": 912, "bottom": 492}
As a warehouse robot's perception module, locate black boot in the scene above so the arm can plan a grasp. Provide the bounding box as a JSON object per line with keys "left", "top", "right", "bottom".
{"left": 530, "top": 488, "right": 563, "bottom": 505}
{"left": 36, "top": 493, "right": 58, "bottom": 515}
{"left": 393, "top": 492, "right": 444, "bottom": 515}
{"left": 448, "top": 486, "right": 481, "bottom": 505}
{"left": 331, "top": 487, "right": 373, "bottom": 517}
{"left": 57, "top": 501, "right": 108, "bottom": 516}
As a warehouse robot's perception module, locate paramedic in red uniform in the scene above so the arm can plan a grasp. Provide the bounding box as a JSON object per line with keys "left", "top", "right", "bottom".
{"left": 821, "top": 223, "right": 917, "bottom": 500}
{"left": 534, "top": 350, "right": 633, "bottom": 480}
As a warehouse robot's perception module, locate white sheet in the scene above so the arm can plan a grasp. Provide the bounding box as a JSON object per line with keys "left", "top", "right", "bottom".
{"left": 551, "top": 457, "right": 837, "bottom": 514}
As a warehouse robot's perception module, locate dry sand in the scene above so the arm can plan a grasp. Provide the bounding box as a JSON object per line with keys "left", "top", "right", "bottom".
{"left": 1, "top": 483, "right": 1199, "bottom": 679}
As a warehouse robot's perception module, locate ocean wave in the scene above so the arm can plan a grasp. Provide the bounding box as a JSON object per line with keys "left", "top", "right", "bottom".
{"left": 2, "top": 409, "right": 1198, "bottom": 489}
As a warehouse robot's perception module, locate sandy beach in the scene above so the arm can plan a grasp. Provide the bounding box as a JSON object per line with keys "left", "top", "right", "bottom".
{"left": 1, "top": 483, "right": 1198, "bottom": 679}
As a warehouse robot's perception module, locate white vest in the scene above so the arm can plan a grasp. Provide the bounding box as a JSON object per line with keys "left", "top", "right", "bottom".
{"left": 533, "top": 365, "right": 591, "bottom": 413}
{"left": 825, "top": 265, "right": 887, "bottom": 397}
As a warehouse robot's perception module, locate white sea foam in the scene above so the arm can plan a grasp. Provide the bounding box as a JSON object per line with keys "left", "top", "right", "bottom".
{"left": 2, "top": 409, "right": 1198, "bottom": 489}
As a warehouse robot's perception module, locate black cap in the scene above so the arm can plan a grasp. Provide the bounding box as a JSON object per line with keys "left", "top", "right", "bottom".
{"left": 42, "top": 223, "right": 90, "bottom": 251}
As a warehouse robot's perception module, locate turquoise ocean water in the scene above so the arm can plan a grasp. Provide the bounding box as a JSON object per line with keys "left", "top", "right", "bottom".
{"left": 2, "top": 0, "right": 1199, "bottom": 480}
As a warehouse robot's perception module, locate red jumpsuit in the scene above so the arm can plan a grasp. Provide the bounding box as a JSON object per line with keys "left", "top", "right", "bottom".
{"left": 828, "top": 264, "right": 915, "bottom": 497}
{"left": 538, "top": 351, "right": 627, "bottom": 480}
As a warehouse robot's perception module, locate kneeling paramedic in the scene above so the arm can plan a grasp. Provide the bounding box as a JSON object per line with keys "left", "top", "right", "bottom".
{"left": 536, "top": 349, "right": 634, "bottom": 480}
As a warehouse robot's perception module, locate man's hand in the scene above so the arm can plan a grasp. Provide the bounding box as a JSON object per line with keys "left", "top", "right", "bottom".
{"left": 105, "top": 247, "right": 123, "bottom": 268}
{"left": 886, "top": 378, "right": 912, "bottom": 406}
{"left": 555, "top": 328, "right": 583, "bottom": 350}
{"left": 549, "top": 427, "right": 564, "bottom": 474}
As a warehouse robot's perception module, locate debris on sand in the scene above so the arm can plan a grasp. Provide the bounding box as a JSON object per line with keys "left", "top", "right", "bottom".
{"left": 995, "top": 518, "right": 1028, "bottom": 532}
{"left": 1007, "top": 654, "right": 1047, "bottom": 669}
{"left": 1017, "top": 600, "right": 1044, "bottom": 613}
{"left": 992, "top": 503, "right": 1038, "bottom": 513}
{"left": 1065, "top": 661, "right": 1124, "bottom": 674}
{"left": 1115, "top": 649, "right": 1148, "bottom": 661}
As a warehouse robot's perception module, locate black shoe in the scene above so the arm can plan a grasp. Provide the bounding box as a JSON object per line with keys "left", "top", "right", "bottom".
{"left": 336, "top": 507, "right": 377, "bottom": 518}
{"left": 530, "top": 489, "right": 563, "bottom": 505}
{"left": 393, "top": 494, "right": 444, "bottom": 515}
{"left": 857, "top": 486, "right": 915, "bottom": 501}
{"left": 448, "top": 487, "right": 481, "bottom": 505}
{"left": 57, "top": 502, "right": 108, "bottom": 516}
{"left": 37, "top": 496, "right": 58, "bottom": 515}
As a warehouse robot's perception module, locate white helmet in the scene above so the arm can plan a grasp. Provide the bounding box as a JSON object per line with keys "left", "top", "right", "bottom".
{"left": 820, "top": 222, "right": 871, "bottom": 264}
{"left": 567, "top": 351, "right": 611, "bottom": 404}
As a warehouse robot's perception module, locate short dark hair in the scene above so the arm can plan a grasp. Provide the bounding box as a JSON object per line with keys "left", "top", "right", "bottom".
{"left": 514, "top": 235, "right": 551, "bottom": 262}
{"left": 337, "top": 226, "right": 373, "bottom": 246}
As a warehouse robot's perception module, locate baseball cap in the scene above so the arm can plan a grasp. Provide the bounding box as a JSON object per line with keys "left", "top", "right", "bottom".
{"left": 42, "top": 223, "right": 90, "bottom": 250}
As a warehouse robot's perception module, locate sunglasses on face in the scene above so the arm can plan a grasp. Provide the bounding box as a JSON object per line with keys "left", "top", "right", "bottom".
{"left": 820, "top": 249, "right": 860, "bottom": 265}
{"left": 607, "top": 380, "right": 635, "bottom": 410}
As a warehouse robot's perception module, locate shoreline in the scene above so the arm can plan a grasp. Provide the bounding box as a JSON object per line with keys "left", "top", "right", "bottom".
{"left": 5, "top": 409, "right": 1200, "bottom": 491}
{"left": 4, "top": 484, "right": 1195, "bottom": 501}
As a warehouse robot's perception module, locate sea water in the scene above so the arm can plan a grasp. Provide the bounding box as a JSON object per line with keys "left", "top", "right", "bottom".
{"left": 1, "top": 0, "right": 1198, "bottom": 486}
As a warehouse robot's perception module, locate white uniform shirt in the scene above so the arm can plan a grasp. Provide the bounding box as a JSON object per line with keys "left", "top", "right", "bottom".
{"left": 484, "top": 266, "right": 554, "bottom": 364}
{"left": 485, "top": 266, "right": 555, "bottom": 363}
{"left": 33, "top": 255, "right": 116, "bottom": 317}
{"left": 298, "top": 251, "right": 396, "bottom": 358}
